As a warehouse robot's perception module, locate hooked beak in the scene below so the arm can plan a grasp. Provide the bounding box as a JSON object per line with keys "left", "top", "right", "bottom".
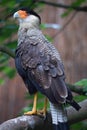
{"left": 13, "top": 12, "right": 19, "bottom": 19}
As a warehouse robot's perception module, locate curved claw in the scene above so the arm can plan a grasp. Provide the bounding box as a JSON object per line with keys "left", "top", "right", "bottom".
{"left": 24, "top": 109, "right": 46, "bottom": 116}
{"left": 37, "top": 109, "right": 46, "bottom": 116}
{"left": 37, "top": 98, "right": 48, "bottom": 116}
{"left": 24, "top": 95, "right": 48, "bottom": 117}
{"left": 24, "top": 93, "right": 37, "bottom": 115}
{"left": 24, "top": 110, "right": 37, "bottom": 115}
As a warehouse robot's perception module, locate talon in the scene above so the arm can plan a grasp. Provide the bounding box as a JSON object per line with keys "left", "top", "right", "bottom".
{"left": 24, "top": 110, "right": 37, "bottom": 115}
{"left": 23, "top": 94, "right": 48, "bottom": 117}
{"left": 24, "top": 93, "right": 37, "bottom": 116}
{"left": 37, "top": 109, "right": 46, "bottom": 116}
{"left": 37, "top": 98, "right": 48, "bottom": 116}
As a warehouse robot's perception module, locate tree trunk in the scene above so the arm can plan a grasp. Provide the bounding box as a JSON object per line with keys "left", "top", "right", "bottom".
{"left": 0, "top": 100, "right": 87, "bottom": 130}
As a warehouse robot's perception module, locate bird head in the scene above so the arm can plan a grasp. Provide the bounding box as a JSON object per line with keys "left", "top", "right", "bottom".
{"left": 13, "top": 7, "right": 41, "bottom": 28}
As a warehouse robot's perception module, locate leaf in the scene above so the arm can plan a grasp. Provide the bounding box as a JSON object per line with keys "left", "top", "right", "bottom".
{"left": 75, "top": 79, "right": 87, "bottom": 95}
{"left": 25, "top": 92, "right": 34, "bottom": 100}
{"left": 74, "top": 95, "right": 87, "bottom": 102}
{"left": 45, "top": 35, "right": 53, "bottom": 42}
{"left": 0, "top": 66, "right": 6, "bottom": 71}
{"left": 75, "top": 79, "right": 87, "bottom": 87}
{"left": 3, "top": 67, "right": 16, "bottom": 78}
{"left": 0, "top": 78, "right": 5, "bottom": 85}
{"left": 71, "top": 122, "right": 85, "bottom": 130}
{"left": 6, "top": 41, "right": 17, "bottom": 49}
{"left": 0, "top": 54, "right": 9, "bottom": 64}
{"left": 40, "top": 24, "right": 46, "bottom": 29}
{"left": 61, "top": 0, "right": 87, "bottom": 17}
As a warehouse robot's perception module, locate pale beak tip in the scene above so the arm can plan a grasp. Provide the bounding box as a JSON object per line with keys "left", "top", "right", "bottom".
{"left": 13, "top": 12, "right": 19, "bottom": 19}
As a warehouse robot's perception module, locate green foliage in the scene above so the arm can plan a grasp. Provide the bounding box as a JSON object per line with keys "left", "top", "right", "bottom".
{"left": 0, "top": 52, "right": 16, "bottom": 84}
{"left": 61, "top": 0, "right": 87, "bottom": 17}
{"left": 75, "top": 79, "right": 87, "bottom": 95}
{"left": 20, "top": 92, "right": 49, "bottom": 115}
{"left": 75, "top": 79, "right": 87, "bottom": 87}
{"left": 3, "top": 66, "right": 16, "bottom": 78}
{"left": 71, "top": 121, "right": 87, "bottom": 130}
{"left": 72, "top": 79, "right": 87, "bottom": 129}
{"left": 74, "top": 95, "right": 87, "bottom": 102}
{"left": 0, "top": 78, "right": 5, "bottom": 85}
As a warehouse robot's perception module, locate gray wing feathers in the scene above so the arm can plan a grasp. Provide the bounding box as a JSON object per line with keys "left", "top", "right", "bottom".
{"left": 18, "top": 28, "right": 68, "bottom": 103}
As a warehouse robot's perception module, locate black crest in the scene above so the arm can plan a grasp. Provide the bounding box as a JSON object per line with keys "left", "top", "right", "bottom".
{"left": 19, "top": 7, "right": 41, "bottom": 23}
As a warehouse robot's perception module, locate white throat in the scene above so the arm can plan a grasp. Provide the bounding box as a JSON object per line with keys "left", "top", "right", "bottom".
{"left": 19, "top": 15, "right": 40, "bottom": 29}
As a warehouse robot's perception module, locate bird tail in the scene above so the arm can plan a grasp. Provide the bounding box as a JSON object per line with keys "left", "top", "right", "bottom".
{"left": 50, "top": 102, "right": 70, "bottom": 130}
{"left": 67, "top": 100, "right": 81, "bottom": 111}
{"left": 66, "top": 87, "right": 81, "bottom": 111}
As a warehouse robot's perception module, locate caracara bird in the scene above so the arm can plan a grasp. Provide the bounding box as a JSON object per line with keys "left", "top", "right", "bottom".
{"left": 13, "top": 8, "right": 81, "bottom": 130}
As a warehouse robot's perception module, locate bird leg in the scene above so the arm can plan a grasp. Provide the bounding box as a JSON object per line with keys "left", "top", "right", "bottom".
{"left": 24, "top": 93, "right": 37, "bottom": 115}
{"left": 37, "top": 97, "right": 48, "bottom": 116}
{"left": 24, "top": 94, "right": 48, "bottom": 116}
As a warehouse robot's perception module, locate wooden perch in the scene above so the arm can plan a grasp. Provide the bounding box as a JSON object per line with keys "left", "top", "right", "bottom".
{"left": 0, "top": 100, "right": 87, "bottom": 130}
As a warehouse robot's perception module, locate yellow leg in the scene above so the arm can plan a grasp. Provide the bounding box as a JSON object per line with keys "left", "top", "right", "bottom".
{"left": 37, "top": 97, "right": 48, "bottom": 116}
{"left": 24, "top": 93, "right": 37, "bottom": 115}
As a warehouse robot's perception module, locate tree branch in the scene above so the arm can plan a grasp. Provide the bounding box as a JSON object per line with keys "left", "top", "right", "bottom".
{"left": 0, "top": 45, "right": 15, "bottom": 58}
{"left": 67, "top": 84, "right": 87, "bottom": 95}
{"left": 67, "top": 99, "right": 87, "bottom": 124}
{"left": 38, "top": 1, "right": 87, "bottom": 12}
{"left": 52, "top": 12, "right": 77, "bottom": 38}
{"left": 0, "top": 100, "right": 87, "bottom": 130}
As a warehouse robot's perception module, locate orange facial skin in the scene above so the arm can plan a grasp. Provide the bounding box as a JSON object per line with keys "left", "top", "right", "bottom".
{"left": 18, "top": 10, "right": 28, "bottom": 18}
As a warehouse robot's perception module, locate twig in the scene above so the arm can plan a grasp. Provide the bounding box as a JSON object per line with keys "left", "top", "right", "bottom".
{"left": 0, "top": 45, "right": 15, "bottom": 58}
{"left": 52, "top": 11, "right": 77, "bottom": 38}
{"left": 38, "top": 1, "right": 87, "bottom": 12}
